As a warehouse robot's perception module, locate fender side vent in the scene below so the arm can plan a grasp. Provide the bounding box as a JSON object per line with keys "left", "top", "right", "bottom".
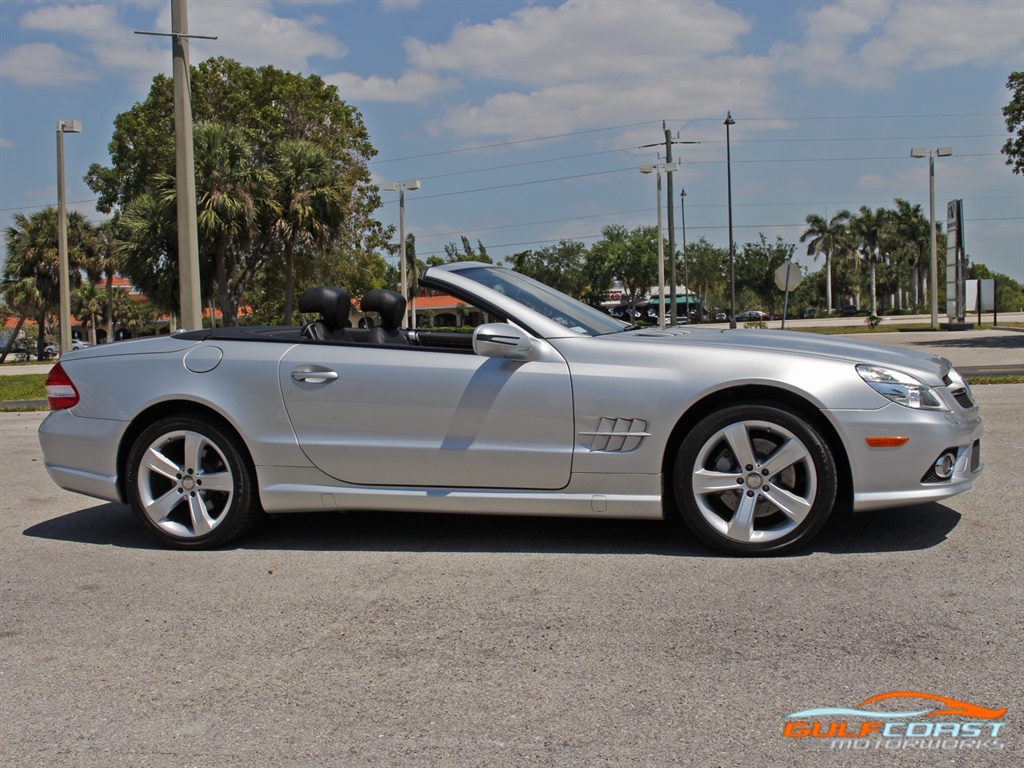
{"left": 580, "top": 418, "right": 651, "bottom": 452}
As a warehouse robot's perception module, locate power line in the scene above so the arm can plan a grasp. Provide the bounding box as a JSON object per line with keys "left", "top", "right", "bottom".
{"left": 372, "top": 113, "right": 1002, "bottom": 164}
{"left": 370, "top": 120, "right": 663, "bottom": 164}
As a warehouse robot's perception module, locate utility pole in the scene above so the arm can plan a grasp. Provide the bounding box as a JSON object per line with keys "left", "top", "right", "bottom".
{"left": 643, "top": 127, "right": 699, "bottom": 326}
{"left": 136, "top": 1, "right": 216, "bottom": 332}
{"left": 170, "top": 0, "right": 202, "bottom": 331}
{"left": 664, "top": 124, "right": 677, "bottom": 326}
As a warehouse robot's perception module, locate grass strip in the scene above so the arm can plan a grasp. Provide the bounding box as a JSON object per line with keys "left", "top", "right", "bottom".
{"left": 0, "top": 374, "right": 46, "bottom": 402}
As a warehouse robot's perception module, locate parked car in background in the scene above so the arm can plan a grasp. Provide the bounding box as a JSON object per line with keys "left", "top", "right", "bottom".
{"left": 43, "top": 340, "right": 90, "bottom": 359}
{"left": 607, "top": 306, "right": 641, "bottom": 321}
{"left": 736, "top": 310, "right": 769, "bottom": 322}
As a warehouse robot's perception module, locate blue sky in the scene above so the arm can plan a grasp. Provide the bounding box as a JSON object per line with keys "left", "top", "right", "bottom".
{"left": 2, "top": 0, "right": 1022, "bottom": 284}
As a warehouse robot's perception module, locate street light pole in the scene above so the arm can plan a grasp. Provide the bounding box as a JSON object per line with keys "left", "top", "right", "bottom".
{"left": 381, "top": 180, "right": 421, "bottom": 328}
{"left": 725, "top": 112, "right": 736, "bottom": 329}
{"left": 911, "top": 146, "right": 953, "bottom": 330}
{"left": 640, "top": 163, "right": 677, "bottom": 327}
{"left": 680, "top": 188, "right": 688, "bottom": 322}
{"left": 56, "top": 119, "right": 81, "bottom": 356}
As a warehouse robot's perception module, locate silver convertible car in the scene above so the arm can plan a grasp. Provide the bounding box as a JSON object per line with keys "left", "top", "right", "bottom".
{"left": 39, "top": 262, "right": 983, "bottom": 555}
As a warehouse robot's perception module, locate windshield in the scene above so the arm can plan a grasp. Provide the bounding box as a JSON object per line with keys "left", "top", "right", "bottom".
{"left": 459, "top": 266, "right": 628, "bottom": 336}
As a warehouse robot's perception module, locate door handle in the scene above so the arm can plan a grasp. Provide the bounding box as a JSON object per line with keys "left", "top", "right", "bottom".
{"left": 291, "top": 369, "right": 339, "bottom": 383}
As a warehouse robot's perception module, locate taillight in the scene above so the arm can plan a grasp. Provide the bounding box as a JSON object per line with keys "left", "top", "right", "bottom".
{"left": 45, "top": 363, "right": 80, "bottom": 410}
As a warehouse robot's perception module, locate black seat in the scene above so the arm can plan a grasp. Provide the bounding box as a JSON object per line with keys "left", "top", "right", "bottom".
{"left": 360, "top": 289, "right": 409, "bottom": 345}
{"left": 298, "top": 287, "right": 351, "bottom": 341}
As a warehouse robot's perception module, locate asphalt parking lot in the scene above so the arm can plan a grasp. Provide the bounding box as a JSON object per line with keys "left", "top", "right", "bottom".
{"left": 1, "top": 384, "right": 1021, "bottom": 767}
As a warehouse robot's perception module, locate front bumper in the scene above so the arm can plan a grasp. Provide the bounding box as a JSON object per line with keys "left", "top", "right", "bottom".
{"left": 828, "top": 402, "right": 983, "bottom": 512}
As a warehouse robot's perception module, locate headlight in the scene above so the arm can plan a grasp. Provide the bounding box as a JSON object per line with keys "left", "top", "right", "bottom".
{"left": 856, "top": 365, "right": 947, "bottom": 410}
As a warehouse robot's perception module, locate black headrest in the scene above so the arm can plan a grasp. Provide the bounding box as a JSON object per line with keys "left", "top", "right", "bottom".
{"left": 360, "top": 289, "right": 406, "bottom": 331}
{"left": 298, "top": 287, "right": 351, "bottom": 331}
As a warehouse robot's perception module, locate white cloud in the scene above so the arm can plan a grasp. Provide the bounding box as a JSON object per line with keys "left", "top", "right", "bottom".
{"left": 392, "top": 0, "right": 775, "bottom": 139}
{"left": 407, "top": 0, "right": 748, "bottom": 84}
{"left": 0, "top": 137, "right": 14, "bottom": 149}
{"left": 11, "top": 1, "right": 347, "bottom": 92}
{"left": 326, "top": 70, "right": 457, "bottom": 104}
{"left": 865, "top": 1, "right": 1024, "bottom": 70}
{"left": 772, "top": 0, "right": 1024, "bottom": 89}
{"left": 156, "top": 0, "right": 347, "bottom": 72}
{"left": 19, "top": 3, "right": 170, "bottom": 89}
{"left": 0, "top": 43, "right": 97, "bottom": 87}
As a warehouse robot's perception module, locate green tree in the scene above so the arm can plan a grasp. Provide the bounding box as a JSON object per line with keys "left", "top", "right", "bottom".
{"left": 71, "top": 282, "right": 106, "bottom": 346}
{"left": 86, "top": 57, "right": 387, "bottom": 323}
{"left": 268, "top": 140, "right": 349, "bottom": 324}
{"left": 120, "top": 124, "right": 272, "bottom": 326}
{"left": 508, "top": 240, "right": 600, "bottom": 300}
{"left": 435, "top": 236, "right": 491, "bottom": 265}
{"left": 108, "top": 289, "right": 158, "bottom": 338}
{"left": 89, "top": 219, "right": 123, "bottom": 343}
{"left": 800, "top": 210, "right": 851, "bottom": 314}
{"left": 888, "top": 199, "right": 932, "bottom": 309}
{"left": 2, "top": 207, "right": 95, "bottom": 356}
{"left": 117, "top": 192, "right": 185, "bottom": 320}
{"left": 1001, "top": 71, "right": 1024, "bottom": 175}
{"left": 590, "top": 225, "right": 658, "bottom": 318}
{"left": 736, "top": 234, "right": 795, "bottom": 316}
{"left": 850, "top": 206, "right": 888, "bottom": 315}
{"left": 191, "top": 124, "right": 272, "bottom": 325}
{"left": 684, "top": 237, "right": 728, "bottom": 320}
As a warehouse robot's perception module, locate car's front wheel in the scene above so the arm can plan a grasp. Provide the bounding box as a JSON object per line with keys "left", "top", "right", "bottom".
{"left": 125, "top": 415, "right": 258, "bottom": 549}
{"left": 673, "top": 403, "right": 837, "bottom": 555}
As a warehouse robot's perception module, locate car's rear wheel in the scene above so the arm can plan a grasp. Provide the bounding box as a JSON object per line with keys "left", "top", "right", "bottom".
{"left": 125, "top": 414, "right": 257, "bottom": 549}
{"left": 673, "top": 403, "right": 837, "bottom": 555}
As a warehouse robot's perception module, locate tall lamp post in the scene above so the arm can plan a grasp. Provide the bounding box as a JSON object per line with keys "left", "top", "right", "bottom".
{"left": 680, "top": 188, "right": 688, "bottom": 322}
{"left": 56, "top": 119, "right": 81, "bottom": 356}
{"left": 381, "top": 180, "right": 421, "bottom": 328}
{"left": 724, "top": 112, "right": 736, "bottom": 329}
{"left": 910, "top": 146, "right": 952, "bottom": 330}
{"left": 640, "top": 162, "right": 677, "bottom": 327}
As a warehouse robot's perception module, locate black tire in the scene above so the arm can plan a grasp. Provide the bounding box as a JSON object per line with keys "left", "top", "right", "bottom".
{"left": 125, "top": 414, "right": 258, "bottom": 549}
{"left": 672, "top": 402, "right": 837, "bottom": 555}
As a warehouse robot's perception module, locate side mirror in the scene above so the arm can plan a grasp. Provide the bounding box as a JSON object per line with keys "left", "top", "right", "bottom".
{"left": 472, "top": 323, "right": 533, "bottom": 360}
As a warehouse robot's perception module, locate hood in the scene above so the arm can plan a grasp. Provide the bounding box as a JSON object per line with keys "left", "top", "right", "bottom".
{"left": 610, "top": 327, "right": 951, "bottom": 382}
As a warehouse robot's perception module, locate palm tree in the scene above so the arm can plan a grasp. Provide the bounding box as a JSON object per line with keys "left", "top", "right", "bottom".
{"left": 71, "top": 282, "right": 106, "bottom": 345}
{"left": 891, "top": 199, "right": 932, "bottom": 310}
{"left": 800, "top": 210, "right": 851, "bottom": 314}
{"left": 0, "top": 278, "right": 42, "bottom": 362}
{"left": 268, "top": 140, "right": 348, "bottom": 324}
{"left": 850, "top": 206, "right": 887, "bottom": 316}
{"left": 191, "top": 124, "right": 272, "bottom": 324}
{"left": 91, "top": 219, "right": 123, "bottom": 343}
{"left": 118, "top": 190, "right": 184, "bottom": 324}
{"left": 3, "top": 207, "right": 94, "bottom": 355}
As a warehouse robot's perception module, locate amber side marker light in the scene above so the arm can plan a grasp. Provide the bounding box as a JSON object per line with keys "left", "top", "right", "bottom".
{"left": 865, "top": 436, "right": 910, "bottom": 448}
{"left": 45, "top": 363, "right": 79, "bottom": 410}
